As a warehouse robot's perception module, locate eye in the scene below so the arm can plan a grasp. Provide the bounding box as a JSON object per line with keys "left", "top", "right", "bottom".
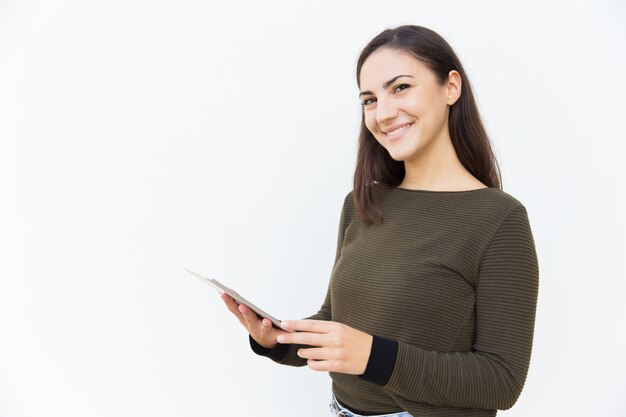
{"left": 360, "top": 84, "right": 410, "bottom": 107}
{"left": 361, "top": 97, "right": 376, "bottom": 107}
{"left": 394, "top": 83, "right": 410, "bottom": 93}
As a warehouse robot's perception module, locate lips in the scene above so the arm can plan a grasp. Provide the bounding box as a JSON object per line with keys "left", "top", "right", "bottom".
{"left": 382, "top": 122, "right": 414, "bottom": 136}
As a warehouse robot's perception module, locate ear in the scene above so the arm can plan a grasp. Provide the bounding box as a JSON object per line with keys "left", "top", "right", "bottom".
{"left": 445, "top": 70, "right": 462, "bottom": 106}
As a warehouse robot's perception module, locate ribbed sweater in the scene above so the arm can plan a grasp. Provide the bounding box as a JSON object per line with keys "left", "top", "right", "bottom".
{"left": 250, "top": 185, "right": 539, "bottom": 417}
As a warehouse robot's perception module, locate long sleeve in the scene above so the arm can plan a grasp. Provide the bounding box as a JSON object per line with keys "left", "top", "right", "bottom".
{"left": 377, "top": 205, "right": 539, "bottom": 410}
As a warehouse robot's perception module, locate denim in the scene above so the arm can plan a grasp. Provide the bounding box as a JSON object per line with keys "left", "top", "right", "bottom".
{"left": 329, "top": 395, "right": 413, "bottom": 417}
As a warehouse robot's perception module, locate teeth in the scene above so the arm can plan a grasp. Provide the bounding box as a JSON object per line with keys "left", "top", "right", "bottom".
{"left": 385, "top": 123, "right": 412, "bottom": 136}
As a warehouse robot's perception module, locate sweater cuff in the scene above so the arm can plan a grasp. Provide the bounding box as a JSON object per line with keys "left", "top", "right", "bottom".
{"left": 249, "top": 334, "right": 290, "bottom": 362}
{"left": 358, "top": 335, "right": 398, "bottom": 386}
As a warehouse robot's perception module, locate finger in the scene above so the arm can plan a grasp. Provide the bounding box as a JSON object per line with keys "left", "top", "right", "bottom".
{"left": 306, "top": 358, "right": 334, "bottom": 372}
{"left": 221, "top": 293, "right": 237, "bottom": 309}
{"left": 253, "top": 317, "right": 284, "bottom": 346}
{"left": 259, "top": 318, "right": 274, "bottom": 336}
{"left": 281, "top": 319, "right": 335, "bottom": 333}
{"left": 221, "top": 294, "right": 246, "bottom": 324}
{"left": 277, "top": 331, "right": 328, "bottom": 346}
{"left": 238, "top": 303, "right": 261, "bottom": 325}
{"left": 221, "top": 293, "right": 238, "bottom": 308}
{"left": 297, "top": 347, "right": 332, "bottom": 361}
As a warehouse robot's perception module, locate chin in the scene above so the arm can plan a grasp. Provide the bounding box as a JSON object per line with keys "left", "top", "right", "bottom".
{"left": 386, "top": 147, "right": 417, "bottom": 162}
{"left": 387, "top": 152, "right": 407, "bottom": 162}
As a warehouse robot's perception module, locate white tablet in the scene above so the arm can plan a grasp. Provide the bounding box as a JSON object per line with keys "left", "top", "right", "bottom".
{"left": 185, "top": 267, "right": 289, "bottom": 331}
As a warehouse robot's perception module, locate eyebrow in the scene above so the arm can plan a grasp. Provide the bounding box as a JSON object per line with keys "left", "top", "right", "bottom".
{"left": 359, "top": 75, "right": 414, "bottom": 97}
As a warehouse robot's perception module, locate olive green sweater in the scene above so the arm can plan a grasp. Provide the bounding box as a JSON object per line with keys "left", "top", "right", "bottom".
{"left": 251, "top": 185, "right": 539, "bottom": 417}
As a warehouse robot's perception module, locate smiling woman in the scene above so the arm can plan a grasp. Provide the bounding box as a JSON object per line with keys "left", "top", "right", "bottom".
{"left": 360, "top": 50, "right": 458, "bottom": 172}
{"left": 221, "top": 25, "right": 539, "bottom": 417}
{"left": 352, "top": 26, "right": 499, "bottom": 225}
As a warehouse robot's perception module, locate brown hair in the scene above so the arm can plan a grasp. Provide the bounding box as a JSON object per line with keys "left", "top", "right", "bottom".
{"left": 353, "top": 25, "right": 502, "bottom": 225}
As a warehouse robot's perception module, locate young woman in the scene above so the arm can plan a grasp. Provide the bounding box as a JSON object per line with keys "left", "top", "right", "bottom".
{"left": 221, "top": 25, "right": 539, "bottom": 417}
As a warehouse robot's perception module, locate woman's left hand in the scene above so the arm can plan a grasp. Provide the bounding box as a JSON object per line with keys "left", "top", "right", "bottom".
{"left": 277, "top": 320, "right": 373, "bottom": 375}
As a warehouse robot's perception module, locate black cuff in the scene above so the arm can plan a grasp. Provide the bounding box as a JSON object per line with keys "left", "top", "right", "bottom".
{"left": 249, "top": 334, "right": 290, "bottom": 362}
{"left": 358, "top": 335, "right": 398, "bottom": 386}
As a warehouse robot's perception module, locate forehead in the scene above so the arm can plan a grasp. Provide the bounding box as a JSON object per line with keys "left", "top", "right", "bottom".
{"left": 359, "top": 47, "right": 434, "bottom": 88}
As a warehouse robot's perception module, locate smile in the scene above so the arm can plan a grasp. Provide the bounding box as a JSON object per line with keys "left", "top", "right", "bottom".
{"left": 383, "top": 122, "right": 414, "bottom": 137}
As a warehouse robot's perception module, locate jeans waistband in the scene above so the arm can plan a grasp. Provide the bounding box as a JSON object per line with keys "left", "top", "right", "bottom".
{"left": 329, "top": 394, "right": 412, "bottom": 417}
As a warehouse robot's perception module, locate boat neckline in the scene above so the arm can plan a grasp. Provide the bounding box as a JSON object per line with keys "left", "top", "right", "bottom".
{"left": 391, "top": 186, "right": 491, "bottom": 194}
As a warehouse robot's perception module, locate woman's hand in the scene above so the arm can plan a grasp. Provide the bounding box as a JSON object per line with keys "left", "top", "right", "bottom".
{"left": 220, "top": 293, "right": 287, "bottom": 350}
{"left": 277, "top": 320, "right": 373, "bottom": 375}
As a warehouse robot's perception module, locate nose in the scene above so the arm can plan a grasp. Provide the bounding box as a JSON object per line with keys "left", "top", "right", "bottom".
{"left": 375, "top": 97, "right": 398, "bottom": 125}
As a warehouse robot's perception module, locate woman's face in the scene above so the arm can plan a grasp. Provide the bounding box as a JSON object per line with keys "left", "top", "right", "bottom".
{"left": 358, "top": 47, "right": 460, "bottom": 163}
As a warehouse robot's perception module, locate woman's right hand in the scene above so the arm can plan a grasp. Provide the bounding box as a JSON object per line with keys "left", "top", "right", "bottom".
{"left": 220, "top": 293, "right": 287, "bottom": 350}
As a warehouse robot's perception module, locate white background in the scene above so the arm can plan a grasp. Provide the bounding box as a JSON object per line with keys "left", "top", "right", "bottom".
{"left": 1, "top": 0, "right": 624, "bottom": 416}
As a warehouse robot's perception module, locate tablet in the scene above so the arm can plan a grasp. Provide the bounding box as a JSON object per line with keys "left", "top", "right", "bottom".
{"left": 185, "top": 267, "right": 289, "bottom": 331}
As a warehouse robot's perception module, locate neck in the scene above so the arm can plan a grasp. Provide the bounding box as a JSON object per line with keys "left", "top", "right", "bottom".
{"left": 398, "top": 132, "right": 478, "bottom": 191}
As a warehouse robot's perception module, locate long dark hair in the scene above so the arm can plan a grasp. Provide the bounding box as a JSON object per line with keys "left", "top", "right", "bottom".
{"left": 353, "top": 25, "right": 501, "bottom": 225}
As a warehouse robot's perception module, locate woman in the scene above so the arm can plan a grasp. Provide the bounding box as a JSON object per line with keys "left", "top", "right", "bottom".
{"left": 221, "top": 25, "right": 539, "bottom": 417}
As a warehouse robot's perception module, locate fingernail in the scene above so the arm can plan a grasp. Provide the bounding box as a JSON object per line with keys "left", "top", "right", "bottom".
{"left": 280, "top": 321, "right": 290, "bottom": 329}
{"left": 277, "top": 335, "right": 285, "bottom": 343}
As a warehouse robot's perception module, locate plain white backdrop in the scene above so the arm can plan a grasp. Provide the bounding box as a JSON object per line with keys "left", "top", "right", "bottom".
{"left": 1, "top": 0, "right": 624, "bottom": 416}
